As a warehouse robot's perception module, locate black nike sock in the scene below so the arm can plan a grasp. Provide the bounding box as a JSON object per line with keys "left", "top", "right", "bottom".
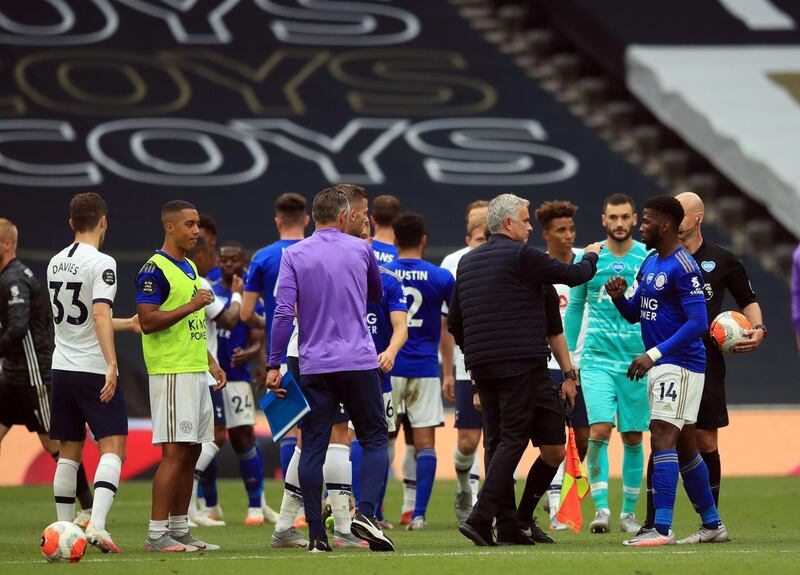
{"left": 516, "top": 457, "right": 559, "bottom": 523}
{"left": 701, "top": 450, "right": 721, "bottom": 508}
{"left": 644, "top": 452, "right": 655, "bottom": 529}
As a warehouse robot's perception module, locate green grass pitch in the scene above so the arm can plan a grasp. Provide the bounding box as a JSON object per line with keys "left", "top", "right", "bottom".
{"left": 1, "top": 477, "right": 798, "bottom": 574}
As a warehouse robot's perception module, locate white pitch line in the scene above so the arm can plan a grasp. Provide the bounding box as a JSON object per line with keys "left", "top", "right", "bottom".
{"left": 3, "top": 547, "right": 782, "bottom": 565}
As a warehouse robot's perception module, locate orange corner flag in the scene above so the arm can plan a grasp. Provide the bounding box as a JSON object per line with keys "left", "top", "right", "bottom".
{"left": 556, "top": 426, "right": 590, "bottom": 532}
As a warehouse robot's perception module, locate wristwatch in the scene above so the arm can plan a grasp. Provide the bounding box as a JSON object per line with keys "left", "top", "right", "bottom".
{"left": 266, "top": 364, "right": 281, "bottom": 372}
{"left": 753, "top": 324, "right": 767, "bottom": 338}
{"left": 562, "top": 369, "right": 577, "bottom": 381}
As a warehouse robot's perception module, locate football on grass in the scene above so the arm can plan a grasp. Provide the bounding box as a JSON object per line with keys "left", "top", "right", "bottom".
{"left": 40, "top": 521, "right": 87, "bottom": 563}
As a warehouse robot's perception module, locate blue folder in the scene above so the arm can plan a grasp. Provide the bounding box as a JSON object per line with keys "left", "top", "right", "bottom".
{"left": 259, "top": 371, "right": 310, "bottom": 442}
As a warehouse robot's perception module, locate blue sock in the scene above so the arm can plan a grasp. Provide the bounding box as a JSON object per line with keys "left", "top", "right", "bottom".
{"left": 237, "top": 446, "right": 264, "bottom": 508}
{"left": 413, "top": 448, "right": 437, "bottom": 519}
{"left": 279, "top": 437, "right": 297, "bottom": 480}
{"left": 196, "top": 482, "right": 205, "bottom": 500}
{"left": 200, "top": 457, "right": 219, "bottom": 508}
{"left": 680, "top": 452, "right": 721, "bottom": 529}
{"left": 652, "top": 450, "right": 679, "bottom": 536}
{"left": 350, "top": 439, "right": 362, "bottom": 506}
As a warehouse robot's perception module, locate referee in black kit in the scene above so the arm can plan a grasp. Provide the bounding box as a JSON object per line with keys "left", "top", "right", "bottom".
{"left": 447, "top": 194, "right": 602, "bottom": 546}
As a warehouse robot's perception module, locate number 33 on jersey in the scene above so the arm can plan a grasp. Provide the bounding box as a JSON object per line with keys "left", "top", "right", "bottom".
{"left": 47, "top": 242, "right": 118, "bottom": 374}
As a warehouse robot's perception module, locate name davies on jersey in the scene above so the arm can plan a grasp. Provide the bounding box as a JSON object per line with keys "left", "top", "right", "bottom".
{"left": 51, "top": 260, "right": 80, "bottom": 276}
{"left": 396, "top": 269, "right": 429, "bottom": 281}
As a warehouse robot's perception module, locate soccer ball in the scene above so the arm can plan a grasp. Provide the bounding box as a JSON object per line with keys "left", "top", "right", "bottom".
{"left": 40, "top": 521, "right": 87, "bottom": 563}
{"left": 709, "top": 311, "right": 752, "bottom": 353}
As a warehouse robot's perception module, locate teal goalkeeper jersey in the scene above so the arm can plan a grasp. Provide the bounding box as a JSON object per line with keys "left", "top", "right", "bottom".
{"left": 564, "top": 241, "right": 650, "bottom": 372}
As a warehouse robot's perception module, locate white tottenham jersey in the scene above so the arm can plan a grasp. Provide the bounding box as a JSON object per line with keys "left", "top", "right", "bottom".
{"left": 48, "top": 242, "right": 117, "bottom": 375}
{"left": 549, "top": 248, "right": 587, "bottom": 371}
{"left": 201, "top": 276, "right": 224, "bottom": 360}
{"left": 440, "top": 246, "right": 470, "bottom": 380}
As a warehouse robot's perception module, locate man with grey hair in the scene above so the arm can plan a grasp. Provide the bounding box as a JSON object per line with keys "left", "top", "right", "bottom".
{"left": 448, "top": 194, "right": 602, "bottom": 546}
{"left": 266, "top": 187, "right": 394, "bottom": 553}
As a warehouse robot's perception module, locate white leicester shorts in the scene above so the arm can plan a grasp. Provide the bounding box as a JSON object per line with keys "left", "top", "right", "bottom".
{"left": 149, "top": 372, "right": 214, "bottom": 444}
{"left": 223, "top": 380, "right": 257, "bottom": 429}
{"left": 351, "top": 391, "right": 395, "bottom": 432}
{"left": 391, "top": 376, "right": 444, "bottom": 429}
{"left": 647, "top": 364, "right": 704, "bottom": 430}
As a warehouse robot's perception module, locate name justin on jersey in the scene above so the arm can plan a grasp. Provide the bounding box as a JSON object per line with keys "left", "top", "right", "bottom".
{"left": 396, "top": 269, "right": 428, "bottom": 281}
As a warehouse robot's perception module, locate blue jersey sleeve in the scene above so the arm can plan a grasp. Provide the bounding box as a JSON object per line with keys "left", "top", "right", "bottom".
{"left": 386, "top": 276, "right": 407, "bottom": 313}
{"left": 654, "top": 268, "right": 708, "bottom": 358}
{"left": 244, "top": 256, "right": 264, "bottom": 294}
{"left": 136, "top": 261, "right": 169, "bottom": 305}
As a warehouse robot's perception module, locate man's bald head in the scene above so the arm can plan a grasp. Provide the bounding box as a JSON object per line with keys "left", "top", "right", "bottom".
{"left": 676, "top": 191, "right": 704, "bottom": 219}
{"left": 0, "top": 218, "right": 18, "bottom": 247}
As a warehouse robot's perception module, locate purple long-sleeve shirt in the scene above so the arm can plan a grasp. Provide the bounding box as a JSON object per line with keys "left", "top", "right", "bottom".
{"left": 269, "top": 227, "right": 383, "bottom": 374}
{"left": 793, "top": 244, "right": 800, "bottom": 335}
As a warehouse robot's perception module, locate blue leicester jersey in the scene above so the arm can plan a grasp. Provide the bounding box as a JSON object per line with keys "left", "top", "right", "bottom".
{"left": 372, "top": 240, "right": 398, "bottom": 264}
{"left": 214, "top": 279, "right": 262, "bottom": 383}
{"left": 633, "top": 248, "right": 708, "bottom": 373}
{"left": 386, "top": 258, "right": 455, "bottom": 378}
{"left": 245, "top": 239, "right": 300, "bottom": 361}
{"left": 367, "top": 268, "right": 407, "bottom": 391}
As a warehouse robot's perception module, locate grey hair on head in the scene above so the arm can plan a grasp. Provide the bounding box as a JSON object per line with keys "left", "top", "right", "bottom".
{"left": 312, "top": 187, "right": 351, "bottom": 224}
{"left": 487, "top": 194, "right": 529, "bottom": 232}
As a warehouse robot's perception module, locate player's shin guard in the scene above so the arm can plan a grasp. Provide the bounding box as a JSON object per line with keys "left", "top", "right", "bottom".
{"left": 517, "top": 457, "right": 559, "bottom": 522}
{"left": 401, "top": 446, "right": 417, "bottom": 515}
{"left": 276, "top": 447, "right": 303, "bottom": 532}
{"left": 54, "top": 458, "right": 79, "bottom": 521}
{"left": 279, "top": 436, "right": 297, "bottom": 481}
{"left": 324, "top": 443, "right": 352, "bottom": 533}
{"left": 350, "top": 439, "right": 362, "bottom": 505}
{"left": 454, "top": 446, "right": 475, "bottom": 494}
{"left": 236, "top": 446, "right": 264, "bottom": 508}
{"left": 652, "top": 450, "right": 679, "bottom": 535}
{"left": 587, "top": 439, "right": 610, "bottom": 511}
{"left": 680, "top": 452, "right": 721, "bottom": 529}
{"left": 700, "top": 449, "right": 721, "bottom": 507}
{"left": 413, "top": 448, "right": 437, "bottom": 519}
{"left": 91, "top": 453, "right": 122, "bottom": 531}
{"left": 622, "top": 442, "right": 644, "bottom": 514}
{"left": 548, "top": 460, "right": 566, "bottom": 518}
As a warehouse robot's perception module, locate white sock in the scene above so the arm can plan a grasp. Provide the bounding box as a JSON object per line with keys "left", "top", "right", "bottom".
{"left": 189, "top": 442, "right": 220, "bottom": 515}
{"left": 54, "top": 458, "right": 79, "bottom": 521}
{"left": 454, "top": 447, "right": 475, "bottom": 494}
{"left": 323, "top": 443, "right": 352, "bottom": 533}
{"left": 548, "top": 459, "right": 566, "bottom": 519}
{"left": 168, "top": 514, "right": 189, "bottom": 537}
{"left": 276, "top": 447, "right": 302, "bottom": 532}
{"left": 469, "top": 454, "right": 481, "bottom": 503}
{"left": 148, "top": 519, "right": 168, "bottom": 539}
{"left": 401, "top": 446, "right": 417, "bottom": 514}
{"left": 90, "top": 453, "right": 122, "bottom": 531}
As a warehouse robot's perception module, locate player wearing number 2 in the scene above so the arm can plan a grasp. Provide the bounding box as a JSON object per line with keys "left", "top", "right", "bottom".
{"left": 47, "top": 193, "right": 140, "bottom": 553}
{"left": 385, "top": 213, "right": 455, "bottom": 531}
{"left": 608, "top": 195, "right": 727, "bottom": 546}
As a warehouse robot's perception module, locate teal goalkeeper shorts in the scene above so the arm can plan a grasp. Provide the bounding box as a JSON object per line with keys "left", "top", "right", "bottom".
{"left": 580, "top": 365, "right": 650, "bottom": 432}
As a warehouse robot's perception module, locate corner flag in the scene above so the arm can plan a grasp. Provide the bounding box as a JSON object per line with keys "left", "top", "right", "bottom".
{"left": 556, "top": 426, "right": 590, "bottom": 532}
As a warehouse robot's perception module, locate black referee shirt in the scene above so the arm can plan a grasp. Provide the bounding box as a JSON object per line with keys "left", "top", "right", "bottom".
{"left": 690, "top": 241, "right": 758, "bottom": 322}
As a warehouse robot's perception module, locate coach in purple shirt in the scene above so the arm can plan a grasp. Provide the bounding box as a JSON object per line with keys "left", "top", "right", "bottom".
{"left": 266, "top": 187, "right": 394, "bottom": 552}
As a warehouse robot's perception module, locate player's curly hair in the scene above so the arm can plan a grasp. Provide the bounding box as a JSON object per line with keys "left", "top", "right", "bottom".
{"left": 534, "top": 200, "right": 577, "bottom": 229}
{"left": 644, "top": 195, "right": 684, "bottom": 230}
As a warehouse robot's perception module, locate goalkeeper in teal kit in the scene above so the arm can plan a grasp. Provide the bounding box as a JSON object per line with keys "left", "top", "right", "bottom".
{"left": 564, "top": 194, "right": 650, "bottom": 534}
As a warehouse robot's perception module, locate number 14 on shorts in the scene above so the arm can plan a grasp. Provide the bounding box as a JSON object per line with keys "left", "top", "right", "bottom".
{"left": 657, "top": 381, "right": 678, "bottom": 402}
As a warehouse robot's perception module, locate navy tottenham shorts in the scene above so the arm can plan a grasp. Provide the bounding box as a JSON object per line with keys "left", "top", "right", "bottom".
{"left": 549, "top": 369, "right": 589, "bottom": 429}
{"left": 454, "top": 379, "right": 483, "bottom": 429}
{"left": 210, "top": 387, "right": 226, "bottom": 427}
{"left": 50, "top": 369, "right": 128, "bottom": 441}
